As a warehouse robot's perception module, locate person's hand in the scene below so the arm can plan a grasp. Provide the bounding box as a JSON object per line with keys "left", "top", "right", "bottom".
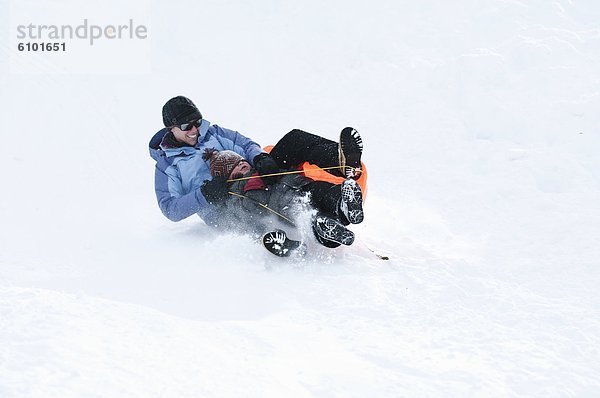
{"left": 200, "top": 177, "right": 229, "bottom": 205}
{"left": 253, "top": 153, "right": 280, "bottom": 185}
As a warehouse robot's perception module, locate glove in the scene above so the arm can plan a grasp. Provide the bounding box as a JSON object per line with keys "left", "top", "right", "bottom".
{"left": 253, "top": 153, "right": 280, "bottom": 185}
{"left": 200, "top": 177, "right": 229, "bottom": 205}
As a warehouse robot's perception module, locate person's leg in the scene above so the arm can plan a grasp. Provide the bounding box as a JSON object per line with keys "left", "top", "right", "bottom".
{"left": 301, "top": 179, "right": 364, "bottom": 225}
{"left": 269, "top": 129, "right": 344, "bottom": 177}
{"left": 300, "top": 180, "right": 341, "bottom": 217}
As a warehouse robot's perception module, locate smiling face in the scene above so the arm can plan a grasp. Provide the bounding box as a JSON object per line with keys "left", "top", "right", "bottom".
{"left": 229, "top": 160, "right": 252, "bottom": 179}
{"left": 171, "top": 123, "right": 200, "bottom": 146}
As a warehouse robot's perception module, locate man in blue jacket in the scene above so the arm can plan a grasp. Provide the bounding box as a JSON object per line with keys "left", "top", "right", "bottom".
{"left": 148, "top": 96, "right": 279, "bottom": 225}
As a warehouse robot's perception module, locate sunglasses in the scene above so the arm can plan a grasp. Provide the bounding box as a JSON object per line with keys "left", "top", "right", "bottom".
{"left": 176, "top": 119, "right": 202, "bottom": 131}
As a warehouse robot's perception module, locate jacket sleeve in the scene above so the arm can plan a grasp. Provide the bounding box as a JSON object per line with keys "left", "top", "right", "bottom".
{"left": 154, "top": 165, "right": 219, "bottom": 224}
{"left": 211, "top": 125, "right": 264, "bottom": 165}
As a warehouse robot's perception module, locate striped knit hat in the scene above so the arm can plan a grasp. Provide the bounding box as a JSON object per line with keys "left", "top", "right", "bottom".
{"left": 202, "top": 148, "right": 245, "bottom": 178}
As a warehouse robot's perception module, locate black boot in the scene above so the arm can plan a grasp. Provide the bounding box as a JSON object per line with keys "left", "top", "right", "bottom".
{"left": 312, "top": 214, "right": 355, "bottom": 247}
{"left": 262, "top": 230, "right": 303, "bottom": 257}
{"left": 338, "top": 127, "right": 363, "bottom": 179}
{"left": 338, "top": 179, "right": 364, "bottom": 224}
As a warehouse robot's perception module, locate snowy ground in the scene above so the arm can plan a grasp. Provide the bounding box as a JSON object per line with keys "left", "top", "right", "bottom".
{"left": 1, "top": 0, "right": 600, "bottom": 396}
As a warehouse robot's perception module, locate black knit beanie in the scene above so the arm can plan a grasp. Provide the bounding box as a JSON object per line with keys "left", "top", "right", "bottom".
{"left": 162, "top": 96, "right": 203, "bottom": 127}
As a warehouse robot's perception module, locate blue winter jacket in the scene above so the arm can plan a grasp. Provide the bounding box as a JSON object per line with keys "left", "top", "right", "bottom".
{"left": 149, "top": 123, "right": 264, "bottom": 225}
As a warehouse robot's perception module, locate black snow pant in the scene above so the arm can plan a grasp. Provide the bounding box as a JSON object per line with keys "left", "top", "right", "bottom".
{"left": 300, "top": 180, "right": 341, "bottom": 219}
{"left": 269, "top": 129, "right": 345, "bottom": 178}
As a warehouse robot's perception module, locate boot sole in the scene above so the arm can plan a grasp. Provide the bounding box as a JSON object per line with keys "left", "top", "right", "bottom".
{"left": 314, "top": 215, "right": 355, "bottom": 246}
{"left": 262, "top": 230, "right": 302, "bottom": 257}
{"left": 340, "top": 179, "right": 364, "bottom": 224}
{"left": 339, "top": 127, "right": 363, "bottom": 179}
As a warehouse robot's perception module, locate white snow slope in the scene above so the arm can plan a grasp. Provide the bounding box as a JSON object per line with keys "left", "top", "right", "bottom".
{"left": 1, "top": 0, "right": 600, "bottom": 397}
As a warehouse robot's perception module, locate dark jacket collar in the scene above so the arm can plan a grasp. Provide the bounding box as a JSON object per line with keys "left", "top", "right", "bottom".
{"left": 160, "top": 131, "right": 193, "bottom": 149}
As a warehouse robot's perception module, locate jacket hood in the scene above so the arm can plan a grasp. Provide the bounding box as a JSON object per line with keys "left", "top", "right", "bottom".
{"left": 149, "top": 128, "right": 169, "bottom": 162}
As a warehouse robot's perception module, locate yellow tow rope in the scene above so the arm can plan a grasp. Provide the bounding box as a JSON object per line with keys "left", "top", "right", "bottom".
{"left": 226, "top": 165, "right": 361, "bottom": 183}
